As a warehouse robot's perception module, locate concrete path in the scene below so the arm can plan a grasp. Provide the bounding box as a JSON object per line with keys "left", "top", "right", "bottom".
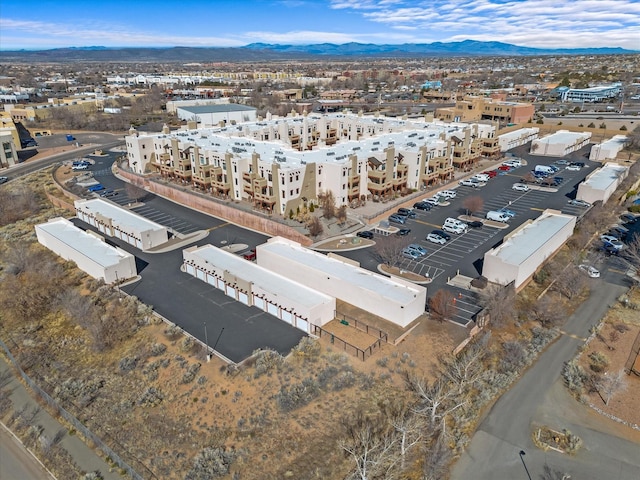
{"left": 450, "top": 277, "right": 640, "bottom": 480}
{"left": 0, "top": 356, "right": 122, "bottom": 480}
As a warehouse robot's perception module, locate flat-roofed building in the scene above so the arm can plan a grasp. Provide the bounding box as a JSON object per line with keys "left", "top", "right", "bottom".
{"left": 182, "top": 244, "right": 335, "bottom": 334}
{"left": 35, "top": 217, "right": 136, "bottom": 284}
{"left": 529, "top": 130, "right": 592, "bottom": 157}
{"left": 589, "top": 135, "right": 628, "bottom": 162}
{"left": 498, "top": 127, "right": 539, "bottom": 152}
{"left": 435, "top": 95, "right": 535, "bottom": 124}
{"left": 483, "top": 209, "right": 576, "bottom": 290}
{"left": 74, "top": 198, "right": 168, "bottom": 250}
{"left": 176, "top": 104, "right": 257, "bottom": 127}
{"left": 559, "top": 83, "right": 622, "bottom": 103}
{"left": 256, "top": 237, "right": 426, "bottom": 328}
{"left": 577, "top": 162, "right": 628, "bottom": 205}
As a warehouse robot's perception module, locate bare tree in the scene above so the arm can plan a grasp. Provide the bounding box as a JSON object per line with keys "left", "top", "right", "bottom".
{"left": 319, "top": 190, "right": 336, "bottom": 219}
{"left": 336, "top": 205, "right": 348, "bottom": 225}
{"left": 422, "top": 431, "right": 451, "bottom": 480}
{"left": 405, "top": 374, "right": 465, "bottom": 430}
{"left": 581, "top": 201, "right": 614, "bottom": 233}
{"left": 429, "top": 289, "right": 457, "bottom": 322}
{"left": 552, "top": 265, "right": 589, "bottom": 299}
{"left": 389, "top": 406, "right": 423, "bottom": 470}
{"left": 479, "top": 283, "right": 516, "bottom": 327}
{"left": 595, "top": 370, "right": 628, "bottom": 406}
{"left": 621, "top": 233, "right": 640, "bottom": 280}
{"left": 307, "top": 216, "right": 324, "bottom": 238}
{"left": 125, "top": 182, "right": 146, "bottom": 203}
{"left": 462, "top": 196, "right": 484, "bottom": 216}
{"left": 528, "top": 295, "right": 564, "bottom": 328}
{"left": 437, "top": 335, "right": 489, "bottom": 394}
{"left": 372, "top": 234, "right": 408, "bottom": 267}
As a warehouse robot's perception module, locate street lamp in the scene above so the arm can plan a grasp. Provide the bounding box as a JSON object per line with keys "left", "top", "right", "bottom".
{"left": 204, "top": 322, "right": 210, "bottom": 362}
{"left": 519, "top": 450, "right": 532, "bottom": 480}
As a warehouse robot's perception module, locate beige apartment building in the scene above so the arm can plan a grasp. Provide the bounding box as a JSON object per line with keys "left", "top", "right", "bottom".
{"left": 436, "top": 95, "right": 535, "bottom": 125}
{"left": 0, "top": 112, "right": 20, "bottom": 167}
{"left": 125, "top": 112, "right": 498, "bottom": 216}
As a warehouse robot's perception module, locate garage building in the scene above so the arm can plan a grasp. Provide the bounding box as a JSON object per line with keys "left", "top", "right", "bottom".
{"left": 256, "top": 237, "right": 427, "bottom": 328}
{"left": 75, "top": 198, "right": 168, "bottom": 251}
{"left": 497, "top": 127, "right": 539, "bottom": 152}
{"left": 176, "top": 104, "right": 258, "bottom": 127}
{"left": 576, "top": 162, "right": 628, "bottom": 205}
{"left": 529, "top": 130, "right": 592, "bottom": 157}
{"left": 483, "top": 209, "right": 576, "bottom": 290}
{"left": 35, "top": 217, "right": 136, "bottom": 284}
{"left": 182, "top": 244, "right": 335, "bottom": 334}
{"left": 589, "top": 135, "right": 628, "bottom": 162}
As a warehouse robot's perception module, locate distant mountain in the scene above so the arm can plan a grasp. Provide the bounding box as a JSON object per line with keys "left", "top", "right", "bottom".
{"left": 0, "top": 41, "right": 635, "bottom": 62}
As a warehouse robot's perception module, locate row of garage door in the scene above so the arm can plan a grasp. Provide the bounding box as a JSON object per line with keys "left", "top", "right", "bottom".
{"left": 184, "top": 262, "right": 310, "bottom": 334}
{"left": 76, "top": 211, "right": 143, "bottom": 249}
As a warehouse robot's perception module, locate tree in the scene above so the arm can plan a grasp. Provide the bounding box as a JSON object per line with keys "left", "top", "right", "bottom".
{"left": 552, "top": 265, "right": 589, "bottom": 299}
{"left": 319, "top": 190, "right": 336, "bottom": 219}
{"left": 595, "top": 370, "right": 628, "bottom": 405}
{"left": 462, "top": 196, "right": 484, "bottom": 216}
{"left": 125, "top": 182, "right": 146, "bottom": 203}
{"left": 528, "top": 295, "right": 564, "bottom": 328}
{"left": 479, "top": 284, "right": 516, "bottom": 327}
{"left": 437, "top": 335, "right": 489, "bottom": 394}
{"left": 337, "top": 205, "right": 348, "bottom": 225}
{"left": 372, "top": 234, "right": 407, "bottom": 267}
{"left": 307, "top": 216, "right": 324, "bottom": 238}
{"left": 422, "top": 431, "right": 451, "bottom": 480}
{"left": 405, "top": 373, "right": 465, "bottom": 429}
{"left": 621, "top": 233, "right": 640, "bottom": 280}
{"left": 429, "top": 289, "right": 457, "bottom": 322}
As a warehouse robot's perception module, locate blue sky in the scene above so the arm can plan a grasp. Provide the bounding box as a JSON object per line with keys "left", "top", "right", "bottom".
{"left": 1, "top": 0, "right": 638, "bottom": 50}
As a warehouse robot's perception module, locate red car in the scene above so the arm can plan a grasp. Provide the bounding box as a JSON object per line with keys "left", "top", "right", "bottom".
{"left": 242, "top": 250, "right": 256, "bottom": 261}
{"left": 483, "top": 170, "right": 499, "bottom": 178}
{"left": 498, "top": 165, "right": 511, "bottom": 171}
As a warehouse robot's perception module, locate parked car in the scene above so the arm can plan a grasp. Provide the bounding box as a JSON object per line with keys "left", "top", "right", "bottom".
{"left": 620, "top": 213, "right": 639, "bottom": 224}
{"left": 413, "top": 201, "right": 432, "bottom": 211}
{"left": 87, "top": 184, "right": 105, "bottom": 192}
{"left": 242, "top": 250, "right": 257, "bottom": 261}
{"left": 402, "top": 248, "right": 421, "bottom": 260}
{"left": 565, "top": 164, "right": 581, "bottom": 171}
{"left": 459, "top": 179, "right": 480, "bottom": 188}
{"left": 512, "top": 183, "right": 530, "bottom": 192}
{"left": 503, "top": 159, "right": 522, "bottom": 168}
{"left": 599, "top": 244, "right": 620, "bottom": 256}
{"left": 486, "top": 211, "right": 510, "bottom": 222}
{"left": 483, "top": 170, "right": 499, "bottom": 178}
{"left": 555, "top": 159, "right": 569, "bottom": 166}
{"left": 396, "top": 228, "right": 411, "bottom": 236}
{"left": 426, "top": 233, "right": 447, "bottom": 244}
{"left": 407, "top": 244, "right": 428, "bottom": 256}
{"left": 431, "top": 229, "right": 451, "bottom": 241}
{"left": 568, "top": 199, "right": 591, "bottom": 207}
{"left": 578, "top": 264, "right": 600, "bottom": 278}
{"left": 473, "top": 173, "right": 490, "bottom": 182}
{"left": 397, "top": 207, "right": 416, "bottom": 218}
{"left": 424, "top": 197, "right": 440, "bottom": 206}
{"left": 389, "top": 214, "right": 407, "bottom": 224}
{"left": 570, "top": 162, "right": 586, "bottom": 168}
{"left": 498, "top": 207, "right": 517, "bottom": 218}
{"left": 600, "top": 235, "right": 624, "bottom": 250}
{"left": 356, "top": 230, "right": 374, "bottom": 239}
{"left": 439, "top": 189, "right": 457, "bottom": 199}
{"left": 72, "top": 164, "right": 89, "bottom": 171}
{"left": 498, "top": 165, "right": 512, "bottom": 171}
{"left": 100, "top": 189, "right": 118, "bottom": 198}
{"left": 467, "top": 220, "right": 483, "bottom": 228}
{"left": 0, "top": 176, "right": 8, "bottom": 184}
{"left": 443, "top": 224, "right": 467, "bottom": 234}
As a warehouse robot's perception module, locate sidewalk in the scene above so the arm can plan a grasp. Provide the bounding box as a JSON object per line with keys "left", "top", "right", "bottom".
{"left": 0, "top": 356, "right": 122, "bottom": 480}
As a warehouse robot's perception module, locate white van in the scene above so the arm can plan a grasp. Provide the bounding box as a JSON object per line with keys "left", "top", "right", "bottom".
{"left": 486, "top": 211, "right": 510, "bottom": 222}
{"left": 534, "top": 165, "right": 554, "bottom": 175}
{"left": 443, "top": 218, "right": 468, "bottom": 233}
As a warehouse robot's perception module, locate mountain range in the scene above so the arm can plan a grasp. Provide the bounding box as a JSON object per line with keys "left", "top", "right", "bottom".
{"left": 1, "top": 40, "right": 636, "bottom": 62}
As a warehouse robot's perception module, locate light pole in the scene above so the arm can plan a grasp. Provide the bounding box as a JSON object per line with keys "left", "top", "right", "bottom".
{"left": 204, "top": 322, "right": 210, "bottom": 362}
{"left": 519, "top": 450, "right": 532, "bottom": 480}
{"left": 213, "top": 327, "right": 225, "bottom": 352}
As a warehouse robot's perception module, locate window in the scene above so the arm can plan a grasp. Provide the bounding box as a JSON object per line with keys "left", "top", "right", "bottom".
{"left": 296, "top": 188, "right": 299, "bottom": 194}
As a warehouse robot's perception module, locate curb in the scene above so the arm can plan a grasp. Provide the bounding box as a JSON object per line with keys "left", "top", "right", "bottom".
{"left": 0, "top": 421, "right": 57, "bottom": 479}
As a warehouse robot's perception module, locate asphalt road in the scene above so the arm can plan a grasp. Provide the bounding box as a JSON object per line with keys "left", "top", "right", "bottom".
{"left": 0, "top": 423, "right": 55, "bottom": 480}
{"left": 451, "top": 273, "right": 640, "bottom": 480}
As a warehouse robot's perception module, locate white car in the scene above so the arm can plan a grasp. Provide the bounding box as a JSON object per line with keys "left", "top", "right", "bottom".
{"left": 473, "top": 173, "right": 490, "bottom": 182}
{"left": 600, "top": 235, "right": 624, "bottom": 250}
{"left": 424, "top": 197, "right": 440, "bottom": 206}
{"left": 579, "top": 264, "right": 600, "bottom": 278}
{"left": 503, "top": 159, "right": 523, "bottom": 168}
{"left": 426, "top": 233, "right": 447, "bottom": 244}
{"left": 512, "top": 183, "right": 530, "bottom": 192}
{"left": 459, "top": 179, "right": 480, "bottom": 188}
{"left": 566, "top": 164, "right": 581, "bottom": 171}
{"left": 439, "top": 190, "right": 457, "bottom": 199}
{"left": 568, "top": 199, "right": 591, "bottom": 207}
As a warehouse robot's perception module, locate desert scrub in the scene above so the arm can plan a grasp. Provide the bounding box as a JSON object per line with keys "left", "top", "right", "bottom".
{"left": 185, "top": 446, "right": 235, "bottom": 480}
{"left": 150, "top": 342, "right": 167, "bottom": 356}
{"left": 182, "top": 363, "right": 202, "bottom": 384}
{"left": 291, "top": 337, "right": 321, "bottom": 360}
{"left": 275, "top": 377, "right": 320, "bottom": 411}
{"left": 137, "top": 387, "right": 164, "bottom": 407}
{"left": 253, "top": 349, "right": 284, "bottom": 377}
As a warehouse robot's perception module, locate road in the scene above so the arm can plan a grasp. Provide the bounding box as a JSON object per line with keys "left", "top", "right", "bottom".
{"left": 451, "top": 273, "right": 640, "bottom": 480}
{"left": 0, "top": 423, "right": 55, "bottom": 480}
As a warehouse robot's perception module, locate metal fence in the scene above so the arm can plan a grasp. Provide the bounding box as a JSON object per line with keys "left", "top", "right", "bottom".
{"left": 0, "top": 338, "right": 148, "bottom": 480}
{"left": 334, "top": 311, "right": 390, "bottom": 343}
{"left": 311, "top": 324, "right": 384, "bottom": 361}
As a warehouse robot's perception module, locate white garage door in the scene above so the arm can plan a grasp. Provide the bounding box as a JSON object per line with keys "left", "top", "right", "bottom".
{"left": 254, "top": 297, "right": 265, "bottom": 310}
{"left": 98, "top": 223, "right": 105, "bottom": 233}
{"left": 206, "top": 274, "right": 216, "bottom": 286}
{"left": 267, "top": 302, "right": 279, "bottom": 317}
{"left": 196, "top": 269, "right": 205, "bottom": 281}
{"left": 238, "top": 291, "right": 249, "bottom": 305}
{"left": 296, "top": 318, "right": 309, "bottom": 333}
{"left": 281, "top": 310, "right": 293, "bottom": 324}
{"left": 135, "top": 238, "right": 142, "bottom": 249}
{"left": 216, "top": 278, "right": 225, "bottom": 290}
{"left": 226, "top": 285, "right": 236, "bottom": 299}
{"left": 185, "top": 264, "right": 195, "bottom": 276}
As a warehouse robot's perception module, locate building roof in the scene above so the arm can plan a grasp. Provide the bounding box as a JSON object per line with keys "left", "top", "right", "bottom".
{"left": 538, "top": 130, "right": 591, "bottom": 145}
{"left": 582, "top": 162, "right": 628, "bottom": 191}
{"left": 487, "top": 211, "right": 575, "bottom": 267}
{"left": 178, "top": 104, "right": 257, "bottom": 114}
{"left": 188, "top": 244, "right": 333, "bottom": 309}
{"left": 259, "top": 238, "right": 425, "bottom": 304}
{"left": 36, "top": 217, "right": 132, "bottom": 268}
{"left": 74, "top": 199, "right": 166, "bottom": 233}
{"left": 499, "top": 127, "right": 539, "bottom": 141}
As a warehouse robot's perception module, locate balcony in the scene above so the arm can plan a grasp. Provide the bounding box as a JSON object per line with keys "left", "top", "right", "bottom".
{"left": 367, "top": 180, "right": 393, "bottom": 193}
{"left": 368, "top": 169, "right": 387, "bottom": 181}
{"left": 254, "top": 191, "right": 276, "bottom": 204}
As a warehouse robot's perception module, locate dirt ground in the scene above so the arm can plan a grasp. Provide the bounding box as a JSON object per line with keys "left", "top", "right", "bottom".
{"left": 577, "top": 288, "right": 640, "bottom": 427}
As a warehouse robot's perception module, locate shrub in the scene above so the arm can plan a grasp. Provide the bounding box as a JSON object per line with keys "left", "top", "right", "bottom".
{"left": 562, "top": 360, "right": 588, "bottom": 395}
{"left": 292, "top": 337, "right": 321, "bottom": 360}
{"left": 253, "top": 349, "right": 284, "bottom": 377}
{"left": 181, "top": 336, "right": 195, "bottom": 353}
{"left": 119, "top": 356, "right": 138, "bottom": 373}
{"left": 185, "top": 446, "right": 235, "bottom": 480}
{"left": 588, "top": 351, "right": 609, "bottom": 372}
{"left": 137, "top": 387, "right": 164, "bottom": 407}
{"left": 276, "top": 378, "right": 320, "bottom": 411}
{"left": 150, "top": 343, "right": 167, "bottom": 356}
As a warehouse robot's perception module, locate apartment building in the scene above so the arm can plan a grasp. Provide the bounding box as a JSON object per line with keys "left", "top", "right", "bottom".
{"left": 0, "top": 112, "right": 20, "bottom": 167}
{"left": 125, "top": 112, "right": 498, "bottom": 216}
{"left": 436, "top": 95, "right": 535, "bottom": 125}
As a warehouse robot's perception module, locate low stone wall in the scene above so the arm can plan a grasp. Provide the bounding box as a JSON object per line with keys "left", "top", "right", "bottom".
{"left": 117, "top": 169, "right": 312, "bottom": 246}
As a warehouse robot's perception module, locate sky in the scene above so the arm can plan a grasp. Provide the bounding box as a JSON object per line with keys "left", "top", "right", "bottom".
{"left": 0, "top": 0, "right": 639, "bottom": 51}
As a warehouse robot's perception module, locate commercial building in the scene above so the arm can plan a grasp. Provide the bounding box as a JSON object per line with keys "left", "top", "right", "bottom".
{"left": 558, "top": 83, "right": 622, "bottom": 103}
{"left": 74, "top": 198, "right": 168, "bottom": 251}
{"left": 175, "top": 104, "right": 257, "bottom": 127}
{"left": 182, "top": 244, "right": 335, "bottom": 334}
{"left": 125, "top": 112, "right": 498, "bottom": 216}
{"left": 435, "top": 95, "right": 535, "bottom": 124}
{"left": 576, "top": 162, "right": 628, "bottom": 205}
{"left": 0, "top": 111, "right": 20, "bottom": 167}
{"left": 35, "top": 217, "right": 137, "bottom": 284}
{"left": 497, "top": 127, "right": 539, "bottom": 152}
{"left": 589, "top": 135, "right": 628, "bottom": 162}
{"left": 256, "top": 237, "right": 427, "bottom": 328}
{"left": 483, "top": 209, "right": 576, "bottom": 290}
{"left": 166, "top": 98, "right": 230, "bottom": 114}
{"left": 529, "top": 130, "right": 592, "bottom": 157}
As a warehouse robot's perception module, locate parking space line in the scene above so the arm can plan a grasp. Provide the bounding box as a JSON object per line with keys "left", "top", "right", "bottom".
{"left": 207, "top": 222, "right": 230, "bottom": 232}
{"left": 414, "top": 219, "right": 441, "bottom": 228}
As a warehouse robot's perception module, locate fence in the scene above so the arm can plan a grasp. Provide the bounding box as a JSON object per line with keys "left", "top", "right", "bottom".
{"left": 311, "top": 324, "right": 384, "bottom": 361}
{"left": 334, "top": 311, "right": 390, "bottom": 343}
{"left": 624, "top": 328, "right": 640, "bottom": 376}
{"left": 0, "top": 338, "right": 149, "bottom": 480}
